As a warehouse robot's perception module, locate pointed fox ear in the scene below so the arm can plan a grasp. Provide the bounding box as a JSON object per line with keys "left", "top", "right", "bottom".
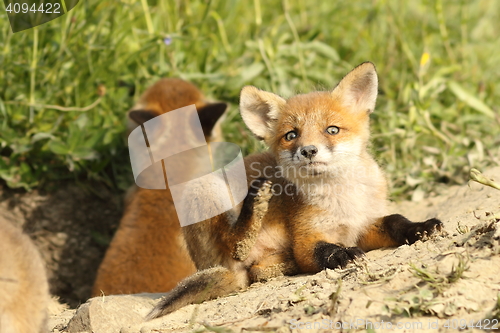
{"left": 197, "top": 102, "right": 227, "bottom": 137}
{"left": 240, "top": 86, "right": 286, "bottom": 140}
{"left": 332, "top": 62, "right": 378, "bottom": 114}
{"left": 128, "top": 109, "right": 159, "bottom": 126}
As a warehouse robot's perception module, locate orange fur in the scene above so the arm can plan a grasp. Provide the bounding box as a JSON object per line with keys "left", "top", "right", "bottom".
{"left": 357, "top": 218, "right": 400, "bottom": 251}
{"left": 0, "top": 220, "right": 49, "bottom": 333}
{"left": 147, "top": 63, "right": 442, "bottom": 319}
{"left": 92, "top": 79, "right": 226, "bottom": 296}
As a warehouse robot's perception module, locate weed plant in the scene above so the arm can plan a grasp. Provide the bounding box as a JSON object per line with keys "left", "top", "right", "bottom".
{"left": 0, "top": 0, "right": 499, "bottom": 198}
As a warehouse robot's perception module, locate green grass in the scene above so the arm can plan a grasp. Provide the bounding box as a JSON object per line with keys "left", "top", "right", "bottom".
{"left": 0, "top": 0, "right": 499, "bottom": 198}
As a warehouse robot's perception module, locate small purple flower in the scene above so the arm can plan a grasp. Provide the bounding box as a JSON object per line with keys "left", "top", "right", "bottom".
{"left": 163, "top": 37, "right": 172, "bottom": 46}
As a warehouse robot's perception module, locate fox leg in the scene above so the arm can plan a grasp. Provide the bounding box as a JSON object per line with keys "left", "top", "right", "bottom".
{"left": 223, "top": 178, "right": 273, "bottom": 261}
{"left": 357, "top": 214, "right": 443, "bottom": 252}
{"left": 147, "top": 180, "right": 273, "bottom": 320}
{"left": 292, "top": 232, "right": 364, "bottom": 273}
{"left": 182, "top": 178, "right": 272, "bottom": 269}
{"left": 249, "top": 251, "right": 300, "bottom": 283}
{"left": 146, "top": 266, "right": 249, "bottom": 320}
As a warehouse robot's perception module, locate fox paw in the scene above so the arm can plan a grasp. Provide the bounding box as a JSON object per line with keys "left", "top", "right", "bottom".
{"left": 382, "top": 214, "right": 444, "bottom": 245}
{"left": 408, "top": 218, "right": 443, "bottom": 243}
{"left": 314, "top": 242, "right": 364, "bottom": 270}
{"left": 232, "top": 178, "right": 273, "bottom": 261}
{"left": 249, "top": 178, "right": 273, "bottom": 219}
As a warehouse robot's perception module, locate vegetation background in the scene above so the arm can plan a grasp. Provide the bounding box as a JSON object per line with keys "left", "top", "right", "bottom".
{"left": 0, "top": 0, "right": 499, "bottom": 200}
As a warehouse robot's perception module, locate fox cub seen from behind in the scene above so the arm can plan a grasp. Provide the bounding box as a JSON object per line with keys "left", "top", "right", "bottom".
{"left": 147, "top": 62, "right": 443, "bottom": 319}
{"left": 92, "top": 78, "right": 227, "bottom": 296}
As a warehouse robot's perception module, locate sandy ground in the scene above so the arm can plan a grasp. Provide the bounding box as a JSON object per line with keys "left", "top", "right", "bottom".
{"left": 41, "top": 166, "right": 500, "bottom": 333}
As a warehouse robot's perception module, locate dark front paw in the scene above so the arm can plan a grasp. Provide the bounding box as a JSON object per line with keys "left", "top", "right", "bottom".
{"left": 314, "top": 242, "right": 364, "bottom": 270}
{"left": 382, "top": 214, "right": 443, "bottom": 245}
{"left": 407, "top": 218, "right": 443, "bottom": 244}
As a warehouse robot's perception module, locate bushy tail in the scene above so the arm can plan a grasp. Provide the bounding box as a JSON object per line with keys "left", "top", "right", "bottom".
{"left": 146, "top": 266, "right": 248, "bottom": 320}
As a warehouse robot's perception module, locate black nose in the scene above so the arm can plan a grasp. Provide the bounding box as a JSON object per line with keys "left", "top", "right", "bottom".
{"left": 300, "top": 145, "right": 318, "bottom": 159}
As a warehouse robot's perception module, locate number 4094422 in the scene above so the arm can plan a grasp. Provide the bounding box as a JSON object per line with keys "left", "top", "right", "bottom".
{"left": 5, "top": 2, "right": 61, "bottom": 14}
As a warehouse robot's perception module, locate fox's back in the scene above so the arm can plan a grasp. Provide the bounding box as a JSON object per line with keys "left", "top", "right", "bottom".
{"left": 93, "top": 78, "right": 226, "bottom": 296}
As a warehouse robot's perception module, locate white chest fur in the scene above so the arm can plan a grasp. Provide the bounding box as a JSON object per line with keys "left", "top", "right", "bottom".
{"left": 297, "top": 162, "right": 388, "bottom": 246}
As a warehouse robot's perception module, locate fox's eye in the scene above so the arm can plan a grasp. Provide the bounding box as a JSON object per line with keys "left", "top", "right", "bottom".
{"left": 284, "top": 131, "right": 298, "bottom": 141}
{"left": 326, "top": 126, "right": 340, "bottom": 135}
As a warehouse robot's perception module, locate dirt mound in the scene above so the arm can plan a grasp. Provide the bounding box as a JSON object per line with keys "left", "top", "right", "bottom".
{"left": 0, "top": 183, "right": 122, "bottom": 307}
{"left": 2, "top": 166, "right": 500, "bottom": 332}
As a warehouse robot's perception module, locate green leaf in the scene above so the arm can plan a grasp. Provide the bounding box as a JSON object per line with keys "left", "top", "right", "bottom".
{"left": 71, "top": 147, "right": 98, "bottom": 160}
{"left": 83, "top": 129, "right": 106, "bottom": 149}
{"left": 301, "top": 41, "right": 340, "bottom": 61}
{"left": 447, "top": 81, "right": 495, "bottom": 118}
{"left": 74, "top": 114, "right": 89, "bottom": 130}
{"left": 0, "top": 98, "right": 7, "bottom": 120}
{"left": 67, "top": 124, "right": 84, "bottom": 151}
{"left": 10, "top": 137, "right": 32, "bottom": 154}
{"left": 31, "top": 132, "right": 55, "bottom": 143}
{"left": 49, "top": 140, "right": 70, "bottom": 155}
{"left": 239, "top": 62, "right": 265, "bottom": 83}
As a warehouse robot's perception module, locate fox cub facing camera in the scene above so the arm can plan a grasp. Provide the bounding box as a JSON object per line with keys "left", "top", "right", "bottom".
{"left": 147, "top": 62, "right": 443, "bottom": 319}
